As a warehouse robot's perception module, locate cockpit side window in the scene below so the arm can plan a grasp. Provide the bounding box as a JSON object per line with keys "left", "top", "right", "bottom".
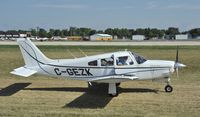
{"left": 116, "top": 56, "right": 134, "bottom": 66}
{"left": 88, "top": 60, "right": 98, "bottom": 66}
{"left": 132, "top": 53, "right": 147, "bottom": 64}
{"left": 101, "top": 58, "right": 114, "bottom": 66}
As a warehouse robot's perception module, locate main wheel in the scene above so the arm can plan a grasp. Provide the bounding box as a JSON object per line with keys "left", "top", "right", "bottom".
{"left": 116, "top": 83, "right": 121, "bottom": 87}
{"left": 165, "top": 85, "right": 173, "bottom": 93}
{"left": 109, "top": 93, "right": 118, "bottom": 97}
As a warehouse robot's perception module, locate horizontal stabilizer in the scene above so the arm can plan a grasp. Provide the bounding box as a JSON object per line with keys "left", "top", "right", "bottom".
{"left": 10, "top": 67, "right": 37, "bottom": 77}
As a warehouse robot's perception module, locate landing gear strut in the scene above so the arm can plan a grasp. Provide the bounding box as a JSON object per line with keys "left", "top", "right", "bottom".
{"left": 108, "top": 83, "right": 118, "bottom": 97}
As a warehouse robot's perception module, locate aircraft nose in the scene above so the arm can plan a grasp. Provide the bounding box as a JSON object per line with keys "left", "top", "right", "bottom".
{"left": 179, "top": 63, "right": 186, "bottom": 68}
{"left": 174, "top": 63, "right": 186, "bottom": 68}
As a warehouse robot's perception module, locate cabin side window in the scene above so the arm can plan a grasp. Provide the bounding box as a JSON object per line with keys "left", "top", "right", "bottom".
{"left": 88, "top": 60, "right": 98, "bottom": 66}
{"left": 116, "top": 56, "right": 134, "bottom": 66}
{"left": 101, "top": 58, "right": 114, "bottom": 66}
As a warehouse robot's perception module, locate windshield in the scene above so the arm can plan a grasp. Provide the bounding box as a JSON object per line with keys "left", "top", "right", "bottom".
{"left": 132, "top": 52, "right": 147, "bottom": 64}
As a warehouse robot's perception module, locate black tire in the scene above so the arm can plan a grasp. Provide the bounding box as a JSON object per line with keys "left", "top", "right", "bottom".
{"left": 116, "top": 83, "right": 121, "bottom": 87}
{"left": 165, "top": 85, "right": 173, "bottom": 93}
{"left": 109, "top": 93, "right": 118, "bottom": 97}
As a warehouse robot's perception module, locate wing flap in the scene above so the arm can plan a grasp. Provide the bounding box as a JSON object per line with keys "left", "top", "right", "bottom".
{"left": 10, "top": 67, "right": 37, "bottom": 77}
{"left": 88, "top": 75, "right": 138, "bottom": 83}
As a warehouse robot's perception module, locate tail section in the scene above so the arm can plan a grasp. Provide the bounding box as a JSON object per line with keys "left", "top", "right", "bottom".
{"left": 11, "top": 38, "right": 53, "bottom": 77}
{"left": 17, "top": 38, "right": 52, "bottom": 67}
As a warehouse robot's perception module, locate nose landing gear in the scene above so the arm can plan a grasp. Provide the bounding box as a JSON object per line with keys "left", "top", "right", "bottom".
{"left": 164, "top": 78, "right": 173, "bottom": 93}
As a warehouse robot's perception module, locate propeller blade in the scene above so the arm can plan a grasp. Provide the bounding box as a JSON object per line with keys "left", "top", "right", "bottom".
{"left": 174, "top": 46, "right": 186, "bottom": 78}
{"left": 176, "top": 46, "right": 179, "bottom": 63}
{"left": 176, "top": 68, "right": 179, "bottom": 78}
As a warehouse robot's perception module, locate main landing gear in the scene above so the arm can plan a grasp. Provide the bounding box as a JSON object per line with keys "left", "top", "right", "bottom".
{"left": 88, "top": 82, "right": 121, "bottom": 97}
{"left": 108, "top": 83, "right": 120, "bottom": 97}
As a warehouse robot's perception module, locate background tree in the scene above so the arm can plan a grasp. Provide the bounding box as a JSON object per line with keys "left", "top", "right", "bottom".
{"left": 46, "top": 29, "right": 54, "bottom": 38}
{"left": 69, "top": 27, "right": 77, "bottom": 36}
{"left": 189, "top": 28, "right": 200, "bottom": 38}
{"left": 134, "top": 28, "right": 146, "bottom": 35}
{"left": 2, "top": 27, "right": 200, "bottom": 40}
{"left": 18, "top": 30, "right": 26, "bottom": 34}
{"left": 62, "top": 29, "right": 69, "bottom": 37}
{"left": 79, "top": 28, "right": 92, "bottom": 37}
{"left": 105, "top": 28, "right": 114, "bottom": 36}
{"left": 165, "top": 27, "right": 180, "bottom": 39}
{"left": 54, "top": 29, "right": 61, "bottom": 36}
{"left": 30, "top": 29, "right": 37, "bottom": 37}
{"left": 121, "top": 28, "right": 132, "bottom": 39}
{"left": 89, "top": 30, "right": 96, "bottom": 36}
{"left": 38, "top": 28, "right": 47, "bottom": 38}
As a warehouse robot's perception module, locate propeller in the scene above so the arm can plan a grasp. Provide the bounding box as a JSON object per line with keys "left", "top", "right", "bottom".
{"left": 174, "top": 46, "right": 186, "bottom": 78}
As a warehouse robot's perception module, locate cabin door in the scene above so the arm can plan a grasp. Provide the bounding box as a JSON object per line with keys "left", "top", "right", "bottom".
{"left": 114, "top": 55, "right": 136, "bottom": 76}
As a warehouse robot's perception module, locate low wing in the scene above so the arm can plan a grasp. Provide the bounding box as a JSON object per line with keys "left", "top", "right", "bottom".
{"left": 88, "top": 75, "right": 138, "bottom": 83}
{"left": 10, "top": 67, "right": 37, "bottom": 77}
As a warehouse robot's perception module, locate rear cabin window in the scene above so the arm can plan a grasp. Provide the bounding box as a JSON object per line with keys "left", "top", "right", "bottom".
{"left": 101, "top": 58, "right": 114, "bottom": 66}
{"left": 88, "top": 60, "right": 98, "bottom": 66}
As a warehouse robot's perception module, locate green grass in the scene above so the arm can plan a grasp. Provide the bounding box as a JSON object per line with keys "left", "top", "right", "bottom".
{"left": 0, "top": 45, "right": 200, "bottom": 117}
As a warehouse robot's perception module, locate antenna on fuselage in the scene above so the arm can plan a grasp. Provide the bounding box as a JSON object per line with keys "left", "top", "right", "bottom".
{"left": 67, "top": 49, "right": 77, "bottom": 58}
{"left": 78, "top": 48, "right": 87, "bottom": 57}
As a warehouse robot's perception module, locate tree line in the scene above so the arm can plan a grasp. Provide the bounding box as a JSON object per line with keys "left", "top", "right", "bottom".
{"left": 1, "top": 27, "right": 200, "bottom": 39}
{"left": 26, "top": 27, "right": 182, "bottom": 39}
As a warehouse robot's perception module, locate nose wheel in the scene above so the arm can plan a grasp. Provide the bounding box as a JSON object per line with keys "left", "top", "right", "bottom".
{"left": 165, "top": 85, "right": 173, "bottom": 93}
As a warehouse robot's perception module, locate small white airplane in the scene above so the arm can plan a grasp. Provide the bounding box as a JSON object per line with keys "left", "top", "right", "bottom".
{"left": 11, "top": 38, "right": 186, "bottom": 97}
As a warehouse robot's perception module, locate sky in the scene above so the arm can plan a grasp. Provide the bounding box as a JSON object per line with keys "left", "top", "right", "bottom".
{"left": 0, "top": 0, "right": 200, "bottom": 31}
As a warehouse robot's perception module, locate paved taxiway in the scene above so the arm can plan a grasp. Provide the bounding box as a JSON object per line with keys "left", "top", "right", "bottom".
{"left": 0, "top": 40, "right": 200, "bottom": 46}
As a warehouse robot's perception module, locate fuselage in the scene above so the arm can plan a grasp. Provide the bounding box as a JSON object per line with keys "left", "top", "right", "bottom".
{"left": 11, "top": 38, "right": 186, "bottom": 96}
{"left": 34, "top": 51, "right": 175, "bottom": 82}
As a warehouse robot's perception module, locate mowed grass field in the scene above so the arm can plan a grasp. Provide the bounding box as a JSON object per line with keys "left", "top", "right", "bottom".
{"left": 0, "top": 45, "right": 200, "bottom": 117}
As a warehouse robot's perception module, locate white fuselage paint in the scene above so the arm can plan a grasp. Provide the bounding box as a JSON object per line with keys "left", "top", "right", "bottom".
{"left": 34, "top": 51, "right": 175, "bottom": 83}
